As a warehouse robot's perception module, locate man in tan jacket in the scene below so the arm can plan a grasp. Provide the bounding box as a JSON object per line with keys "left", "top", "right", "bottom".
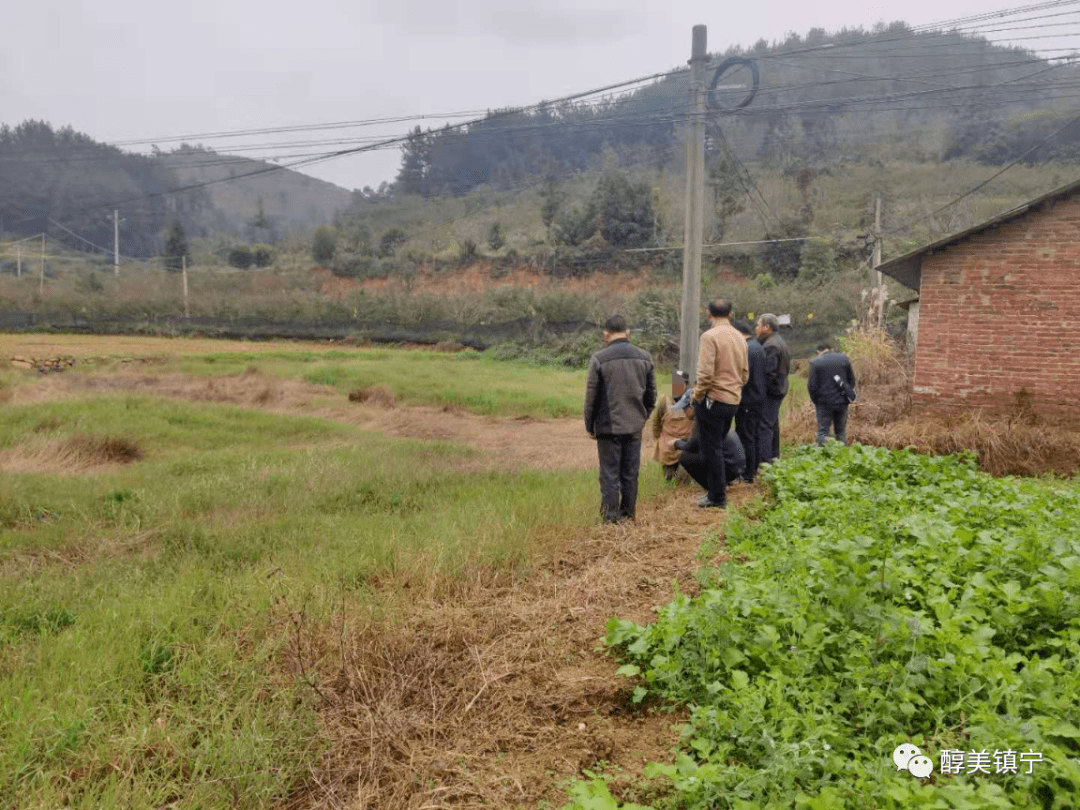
{"left": 691, "top": 299, "right": 748, "bottom": 508}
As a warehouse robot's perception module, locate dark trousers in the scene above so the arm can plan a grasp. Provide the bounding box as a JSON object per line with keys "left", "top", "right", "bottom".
{"left": 692, "top": 398, "right": 739, "bottom": 504}
{"left": 815, "top": 402, "right": 849, "bottom": 446}
{"left": 735, "top": 403, "right": 761, "bottom": 482}
{"left": 596, "top": 433, "right": 642, "bottom": 523}
{"left": 679, "top": 447, "right": 743, "bottom": 492}
{"left": 759, "top": 395, "right": 784, "bottom": 465}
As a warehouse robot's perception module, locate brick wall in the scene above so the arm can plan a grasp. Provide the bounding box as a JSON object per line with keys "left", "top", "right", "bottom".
{"left": 912, "top": 193, "right": 1080, "bottom": 414}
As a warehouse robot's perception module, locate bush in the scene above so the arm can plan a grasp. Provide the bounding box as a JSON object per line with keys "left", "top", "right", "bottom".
{"left": 227, "top": 245, "right": 253, "bottom": 269}
{"left": 551, "top": 203, "right": 598, "bottom": 247}
{"left": 487, "top": 222, "right": 506, "bottom": 251}
{"left": 312, "top": 227, "right": 337, "bottom": 264}
{"left": 593, "top": 168, "right": 655, "bottom": 248}
{"left": 379, "top": 228, "right": 408, "bottom": 258}
{"left": 251, "top": 244, "right": 274, "bottom": 268}
{"left": 456, "top": 238, "right": 478, "bottom": 264}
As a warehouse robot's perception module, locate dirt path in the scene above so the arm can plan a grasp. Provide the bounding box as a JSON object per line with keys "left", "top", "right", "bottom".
{"left": 284, "top": 484, "right": 757, "bottom": 810}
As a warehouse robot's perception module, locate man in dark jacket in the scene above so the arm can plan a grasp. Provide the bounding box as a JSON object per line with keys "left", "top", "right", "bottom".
{"left": 807, "top": 340, "right": 856, "bottom": 445}
{"left": 755, "top": 313, "right": 791, "bottom": 465}
{"left": 584, "top": 315, "right": 657, "bottom": 523}
{"left": 733, "top": 320, "right": 766, "bottom": 482}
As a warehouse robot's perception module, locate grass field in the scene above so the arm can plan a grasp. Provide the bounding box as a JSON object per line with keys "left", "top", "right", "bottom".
{"left": 0, "top": 333, "right": 925, "bottom": 809}
{"left": 0, "top": 338, "right": 632, "bottom": 809}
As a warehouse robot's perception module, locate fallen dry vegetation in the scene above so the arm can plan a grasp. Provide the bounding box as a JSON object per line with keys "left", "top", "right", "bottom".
{"left": 9, "top": 368, "right": 601, "bottom": 472}
{"left": 276, "top": 485, "right": 757, "bottom": 810}
{"left": 0, "top": 433, "right": 143, "bottom": 474}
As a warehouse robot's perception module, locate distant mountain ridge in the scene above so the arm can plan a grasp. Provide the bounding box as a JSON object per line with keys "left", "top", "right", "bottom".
{"left": 0, "top": 122, "right": 354, "bottom": 257}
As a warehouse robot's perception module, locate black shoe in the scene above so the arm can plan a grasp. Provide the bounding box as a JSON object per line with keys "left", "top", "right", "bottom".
{"left": 697, "top": 496, "right": 726, "bottom": 509}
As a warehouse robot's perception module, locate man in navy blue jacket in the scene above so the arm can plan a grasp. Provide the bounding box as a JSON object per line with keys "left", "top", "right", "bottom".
{"left": 733, "top": 320, "right": 766, "bottom": 482}
{"left": 807, "top": 340, "right": 856, "bottom": 445}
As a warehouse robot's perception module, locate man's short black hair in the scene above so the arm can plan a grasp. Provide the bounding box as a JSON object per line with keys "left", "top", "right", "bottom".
{"left": 733, "top": 320, "right": 753, "bottom": 336}
{"left": 816, "top": 340, "right": 832, "bottom": 352}
{"left": 707, "top": 299, "right": 733, "bottom": 318}
{"left": 603, "top": 314, "right": 627, "bottom": 333}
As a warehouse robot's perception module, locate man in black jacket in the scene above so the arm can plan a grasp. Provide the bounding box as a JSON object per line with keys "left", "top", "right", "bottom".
{"left": 584, "top": 315, "right": 657, "bottom": 523}
{"left": 733, "top": 320, "right": 766, "bottom": 482}
{"left": 756, "top": 313, "right": 791, "bottom": 464}
{"left": 807, "top": 340, "right": 856, "bottom": 445}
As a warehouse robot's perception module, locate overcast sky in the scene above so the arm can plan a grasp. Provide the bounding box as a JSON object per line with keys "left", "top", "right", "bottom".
{"left": 3, "top": 0, "right": 1075, "bottom": 191}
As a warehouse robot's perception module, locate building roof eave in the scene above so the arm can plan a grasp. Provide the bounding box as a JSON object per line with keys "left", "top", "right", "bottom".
{"left": 875, "top": 175, "right": 1080, "bottom": 293}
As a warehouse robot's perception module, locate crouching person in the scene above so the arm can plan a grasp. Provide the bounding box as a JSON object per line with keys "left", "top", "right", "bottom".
{"left": 674, "top": 422, "right": 746, "bottom": 493}
{"left": 650, "top": 371, "right": 694, "bottom": 481}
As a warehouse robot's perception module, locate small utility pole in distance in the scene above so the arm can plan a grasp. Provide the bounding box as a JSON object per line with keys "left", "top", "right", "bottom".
{"left": 16, "top": 244, "right": 21, "bottom": 278}
{"left": 113, "top": 210, "right": 120, "bottom": 275}
{"left": 873, "top": 195, "right": 884, "bottom": 328}
{"left": 680, "top": 25, "right": 708, "bottom": 384}
{"left": 182, "top": 254, "right": 190, "bottom": 320}
{"left": 39, "top": 234, "right": 46, "bottom": 295}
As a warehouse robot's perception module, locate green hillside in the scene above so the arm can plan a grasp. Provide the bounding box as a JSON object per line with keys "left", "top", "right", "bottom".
{"left": 156, "top": 145, "right": 353, "bottom": 239}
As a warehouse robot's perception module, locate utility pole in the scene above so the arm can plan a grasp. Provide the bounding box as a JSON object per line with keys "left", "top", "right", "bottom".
{"left": 182, "top": 254, "right": 190, "bottom": 319}
{"left": 15, "top": 245, "right": 21, "bottom": 278}
{"left": 113, "top": 210, "right": 120, "bottom": 275}
{"left": 679, "top": 24, "right": 708, "bottom": 383}
{"left": 39, "top": 234, "right": 46, "bottom": 295}
{"left": 873, "top": 195, "right": 884, "bottom": 327}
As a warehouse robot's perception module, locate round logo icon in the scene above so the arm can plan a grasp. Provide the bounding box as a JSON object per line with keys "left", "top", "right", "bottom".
{"left": 908, "top": 755, "right": 934, "bottom": 778}
{"left": 893, "top": 743, "right": 922, "bottom": 771}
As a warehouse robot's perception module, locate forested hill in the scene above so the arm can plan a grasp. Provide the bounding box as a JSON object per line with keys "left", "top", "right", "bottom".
{"left": 394, "top": 22, "right": 1080, "bottom": 197}
{"left": 157, "top": 145, "right": 352, "bottom": 240}
{"left": 0, "top": 121, "right": 206, "bottom": 258}
{"left": 0, "top": 123, "right": 352, "bottom": 258}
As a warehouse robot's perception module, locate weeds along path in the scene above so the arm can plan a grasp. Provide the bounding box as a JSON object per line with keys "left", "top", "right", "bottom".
{"left": 281, "top": 484, "right": 759, "bottom": 810}
{"left": 8, "top": 368, "right": 599, "bottom": 471}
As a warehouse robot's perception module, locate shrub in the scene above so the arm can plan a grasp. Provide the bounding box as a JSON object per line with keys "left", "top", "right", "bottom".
{"left": 379, "top": 228, "right": 408, "bottom": 258}
{"left": 551, "top": 203, "right": 598, "bottom": 247}
{"left": 312, "top": 227, "right": 337, "bottom": 263}
{"left": 487, "top": 222, "right": 505, "bottom": 251}
{"left": 593, "top": 168, "right": 655, "bottom": 248}
{"left": 227, "top": 245, "right": 253, "bottom": 269}
{"left": 456, "top": 238, "right": 478, "bottom": 264}
{"left": 251, "top": 244, "right": 274, "bottom": 268}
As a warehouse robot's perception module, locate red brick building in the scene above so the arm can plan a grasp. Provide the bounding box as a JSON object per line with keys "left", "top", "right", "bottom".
{"left": 877, "top": 180, "right": 1080, "bottom": 416}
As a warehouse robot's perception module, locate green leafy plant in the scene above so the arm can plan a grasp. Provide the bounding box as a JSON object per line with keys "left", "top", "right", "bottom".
{"left": 599, "top": 444, "right": 1080, "bottom": 809}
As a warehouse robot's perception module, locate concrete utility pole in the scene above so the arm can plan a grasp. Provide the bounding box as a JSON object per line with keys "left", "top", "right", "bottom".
{"left": 39, "top": 234, "right": 45, "bottom": 295}
{"left": 873, "top": 195, "right": 884, "bottom": 327}
{"left": 15, "top": 245, "right": 21, "bottom": 278}
{"left": 679, "top": 24, "right": 708, "bottom": 383}
{"left": 182, "top": 254, "right": 190, "bottom": 319}
{"left": 113, "top": 210, "right": 120, "bottom": 275}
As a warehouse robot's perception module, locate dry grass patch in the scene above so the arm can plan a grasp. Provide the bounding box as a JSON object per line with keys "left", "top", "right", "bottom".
{"left": 854, "top": 411, "right": 1080, "bottom": 477}
{"left": 347, "top": 385, "right": 397, "bottom": 408}
{"left": 0, "top": 434, "right": 143, "bottom": 474}
{"left": 278, "top": 484, "right": 760, "bottom": 810}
